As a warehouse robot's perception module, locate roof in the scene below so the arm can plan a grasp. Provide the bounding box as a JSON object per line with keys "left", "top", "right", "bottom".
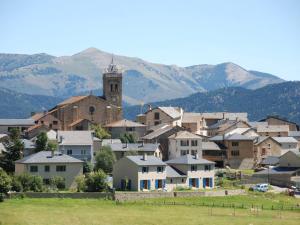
{"left": 225, "top": 127, "right": 255, "bottom": 136}
{"left": 257, "top": 125, "right": 289, "bottom": 133}
{"left": 126, "top": 155, "right": 166, "bottom": 166}
{"left": 104, "top": 119, "right": 146, "bottom": 128}
{"left": 202, "top": 142, "right": 221, "bottom": 151}
{"left": 68, "top": 118, "right": 92, "bottom": 127}
{"left": 101, "top": 139, "right": 122, "bottom": 145}
{"left": 166, "top": 154, "right": 215, "bottom": 165}
{"left": 261, "top": 115, "right": 299, "bottom": 126}
{"left": 105, "top": 143, "right": 160, "bottom": 152}
{"left": 207, "top": 120, "right": 237, "bottom": 129}
{"left": 289, "top": 131, "right": 300, "bottom": 137}
{"left": 0, "top": 119, "right": 35, "bottom": 126}
{"left": 16, "top": 151, "right": 83, "bottom": 164}
{"left": 21, "top": 139, "right": 36, "bottom": 149}
{"left": 0, "top": 134, "right": 8, "bottom": 139}
{"left": 254, "top": 167, "right": 300, "bottom": 175}
{"left": 57, "top": 131, "right": 93, "bottom": 146}
{"left": 26, "top": 124, "right": 49, "bottom": 132}
{"left": 57, "top": 96, "right": 88, "bottom": 106}
{"left": 169, "top": 130, "right": 202, "bottom": 139}
{"left": 210, "top": 133, "right": 255, "bottom": 141}
{"left": 182, "top": 113, "right": 202, "bottom": 123}
{"left": 158, "top": 107, "right": 182, "bottom": 119}
{"left": 166, "top": 165, "right": 186, "bottom": 178}
{"left": 142, "top": 124, "right": 173, "bottom": 140}
{"left": 30, "top": 112, "right": 45, "bottom": 121}
{"left": 254, "top": 136, "right": 270, "bottom": 145}
{"left": 272, "top": 137, "right": 298, "bottom": 144}
{"left": 261, "top": 156, "right": 279, "bottom": 165}
{"left": 248, "top": 121, "right": 268, "bottom": 128}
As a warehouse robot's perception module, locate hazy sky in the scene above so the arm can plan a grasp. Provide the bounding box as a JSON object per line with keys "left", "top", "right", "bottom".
{"left": 0, "top": 0, "right": 299, "bottom": 80}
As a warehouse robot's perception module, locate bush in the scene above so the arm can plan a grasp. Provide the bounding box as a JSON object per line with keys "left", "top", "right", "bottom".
{"left": 75, "top": 175, "right": 86, "bottom": 192}
{"left": 94, "top": 146, "right": 116, "bottom": 174}
{"left": 85, "top": 170, "right": 108, "bottom": 192}
{"left": 50, "top": 176, "right": 65, "bottom": 190}
{"left": 15, "top": 173, "right": 43, "bottom": 192}
{"left": 11, "top": 177, "right": 22, "bottom": 192}
{"left": 0, "top": 168, "right": 12, "bottom": 194}
{"left": 83, "top": 162, "right": 94, "bottom": 174}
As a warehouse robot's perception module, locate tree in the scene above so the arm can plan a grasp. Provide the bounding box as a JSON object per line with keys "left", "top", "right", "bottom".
{"left": 91, "top": 125, "right": 111, "bottom": 139}
{"left": 50, "top": 176, "right": 65, "bottom": 190}
{"left": 47, "top": 141, "right": 57, "bottom": 152}
{"left": 15, "top": 173, "right": 43, "bottom": 192}
{"left": 83, "top": 161, "right": 93, "bottom": 174}
{"left": 120, "top": 133, "right": 137, "bottom": 143}
{"left": 35, "top": 132, "right": 48, "bottom": 152}
{"left": 0, "top": 168, "right": 11, "bottom": 194}
{"left": 75, "top": 175, "right": 86, "bottom": 192}
{"left": 85, "top": 170, "right": 108, "bottom": 192}
{"left": 9, "top": 128, "right": 20, "bottom": 142}
{"left": 94, "top": 146, "right": 116, "bottom": 174}
{"left": 0, "top": 136, "right": 24, "bottom": 173}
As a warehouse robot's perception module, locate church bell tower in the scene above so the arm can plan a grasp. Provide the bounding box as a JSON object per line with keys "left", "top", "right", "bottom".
{"left": 103, "top": 57, "right": 122, "bottom": 108}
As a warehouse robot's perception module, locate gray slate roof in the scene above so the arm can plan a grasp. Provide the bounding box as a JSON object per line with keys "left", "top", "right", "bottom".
{"left": 15, "top": 151, "right": 83, "bottom": 164}
{"left": 21, "top": 139, "right": 36, "bottom": 149}
{"left": 57, "top": 131, "right": 93, "bottom": 146}
{"left": 126, "top": 155, "right": 166, "bottom": 166}
{"left": 210, "top": 134, "right": 254, "bottom": 141}
{"left": 289, "top": 131, "right": 300, "bottom": 137}
{"left": 158, "top": 107, "right": 182, "bottom": 119}
{"left": 101, "top": 139, "right": 122, "bottom": 145}
{"left": 105, "top": 143, "right": 160, "bottom": 152}
{"left": 272, "top": 137, "right": 298, "bottom": 144}
{"left": 254, "top": 167, "right": 300, "bottom": 175}
{"left": 169, "top": 130, "right": 202, "bottom": 139}
{"left": 166, "top": 154, "right": 215, "bottom": 165}
{"left": 0, "top": 119, "right": 35, "bottom": 126}
{"left": 142, "top": 124, "right": 173, "bottom": 140}
{"left": 261, "top": 156, "right": 279, "bottom": 165}
{"left": 166, "top": 165, "right": 186, "bottom": 178}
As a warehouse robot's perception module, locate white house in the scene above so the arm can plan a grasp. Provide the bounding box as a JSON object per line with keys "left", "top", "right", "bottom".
{"left": 57, "top": 131, "right": 94, "bottom": 162}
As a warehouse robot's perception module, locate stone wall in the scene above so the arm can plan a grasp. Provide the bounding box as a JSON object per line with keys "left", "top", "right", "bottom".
{"left": 8, "top": 192, "right": 113, "bottom": 199}
{"left": 114, "top": 191, "right": 173, "bottom": 201}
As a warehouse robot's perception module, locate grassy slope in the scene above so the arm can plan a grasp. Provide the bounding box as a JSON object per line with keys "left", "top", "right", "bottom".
{"left": 0, "top": 197, "right": 299, "bottom": 225}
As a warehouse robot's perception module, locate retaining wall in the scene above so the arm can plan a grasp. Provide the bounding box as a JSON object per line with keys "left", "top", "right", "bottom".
{"left": 8, "top": 192, "right": 113, "bottom": 199}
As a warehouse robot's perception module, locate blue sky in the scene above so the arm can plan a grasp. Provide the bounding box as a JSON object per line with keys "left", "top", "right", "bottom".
{"left": 0, "top": 0, "right": 299, "bottom": 80}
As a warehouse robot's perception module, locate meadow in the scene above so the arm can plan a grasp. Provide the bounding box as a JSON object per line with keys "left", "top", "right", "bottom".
{"left": 0, "top": 194, "right": 300, "bottom": 225}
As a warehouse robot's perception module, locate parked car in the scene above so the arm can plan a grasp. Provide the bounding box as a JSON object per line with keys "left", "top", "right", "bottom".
{"left": 250, "top": 183, "right": 269, "bottom": 192}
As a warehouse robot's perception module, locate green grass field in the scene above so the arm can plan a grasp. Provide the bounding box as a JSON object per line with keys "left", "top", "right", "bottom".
{"left": 0, "top": 195, "right": 300, "bottom": 225}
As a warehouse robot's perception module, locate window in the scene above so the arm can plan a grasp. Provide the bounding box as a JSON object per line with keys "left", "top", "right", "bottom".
{"left": 81, "top": 150, "right": 87, "bottom": 155}
{"left": 181, "top": 150, "right": 188, "bottom": 156}
{"left": 115, "top": 84, "right": 118, "bottom": 92}
{"left": 231, "top": 150, "right": 240, "bottom": 156}
{"left": 191, "top": 150, "right": 197, "bottom": 156}
{"left": 262, "top": 148, "right": 266, "bottom": 155}
{"left": 53, "top": 120, "right": 58, "bottom": 125}
{"left": 126, "top": 127, "right": 135, "bottom": 132}
{"left": 232, "top": 142, "right": 239, "bottom": 147}
{"left": 30, "top": 165, "right": 38, "bottom": 172}
{"left": 110, "top": 84, "right": 113, "bottom": 92}
{"left": 154, "top": 112, "right": 160, "bottom": 120}
{"left": 142, "top": 167, "right": 149, "bottom": 173}
{"left": 191, "top": 164, "right": 197, "bottom": 171}
{"left": 67, "top": 150, "right": 72, "bottom": 155}
{"left": 181, "top": 178, "right": 185, "bottom": 183}
{"left": 154, "top": 121, "right": 160, "bottom": 125}
{"left": 157, "top": 166, "right": 164, "bottom": 173}
{"left": 268, "top": 143, "right": 271, "bottom": 149}
{"left": 56, "top": 165, "right": 66, "bottom": 172}
{"left": 204, "top": 165, "right": 211, "bottom": 171}
{"left": 191, "top": 140, "right": 198, "bottom": 146}
{"left": 180, "top": 140, "right": 189, "bottom": 146}
{"left": 170, "top": 178, "right": 173, "bottom": 183}
{"left": 44, "top": 165, "right": 50, "bottom": 172}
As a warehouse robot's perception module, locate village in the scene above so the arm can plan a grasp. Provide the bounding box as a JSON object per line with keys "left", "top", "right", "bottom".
{"left": 0, "top": 60, "right": 299, "bottom": 196}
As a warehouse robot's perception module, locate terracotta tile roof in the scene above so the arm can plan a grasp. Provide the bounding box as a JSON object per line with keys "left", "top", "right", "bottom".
{"left": 57, "top": 96, "right": 88, "bottom": 106}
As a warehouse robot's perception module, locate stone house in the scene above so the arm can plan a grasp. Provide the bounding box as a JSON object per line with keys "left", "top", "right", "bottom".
{"left": 206, "top": 120, "right": 251, "bottom": 137}
{"left": 113, "top": 155, "right": 167, "bottom": 191}
{"left": 260, "top": 116, "right": 299, "bottom": 131}
{"left": 201, "top": 141, "right": 225, "bottom": 168}
{"left": 256, "top": 125, "right": 289, "bottom": 137}
{"left": 0, "top": 119, "right": 35, "bottom": 134}
{"left": 104, "top": 119, "right": 146, "bottom": 140}
{"left": 15, "top": 151, "right": 83, "bottom": 189}
{"left": 168, "top": 130, "right": 203, "bottom": 160}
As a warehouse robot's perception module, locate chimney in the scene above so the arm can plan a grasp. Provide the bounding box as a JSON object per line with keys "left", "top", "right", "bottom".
{"left": 148, "top": 104, "right": 152, "bottom": 111}
{"left": 143, "top": 153, "right": 147, "bottom": 161}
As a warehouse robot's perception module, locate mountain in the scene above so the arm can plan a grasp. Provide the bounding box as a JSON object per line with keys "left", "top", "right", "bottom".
{"left": 0, "top": 48, "right": 284, "bottom": 105}
{"left": 124, "top": 82, "right": 300, "bottom": 124}
{"left": 0, "top": 88, "right": 62, "bottom": 118}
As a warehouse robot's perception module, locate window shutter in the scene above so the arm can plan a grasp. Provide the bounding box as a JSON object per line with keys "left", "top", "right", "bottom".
{"left": 196, "top": 178, "right": 199, "bottom": 188}
{"left": 163, "top": 179, "right": 166, "bottom": 188}
{"left": 209, "top": 178, "right": 213, "bottom": 188}
{"left": 148, "top": 180, "right": 151, "bottom": 190}
{"left": 203, "top": 178, "right": 206, "bottom": 188}
{"left": 140, "top": 180, "right": 144, "bottom": 191}
{"left": 128, "top": 180, "right": 131, "bottom": 190}
{"left": 155, "top": 180, "right": 158, "bottom": 189}
{"left": 189, "top": 178, "right": 192, "bottom": 187}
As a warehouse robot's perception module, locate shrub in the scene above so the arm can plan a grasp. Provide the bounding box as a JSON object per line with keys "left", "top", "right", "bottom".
{"left": 15, "top": 173, "right": 43, "bottom": 192}
{"left": 0, "top": 168, "right": 11, "bottom": 194}
{"left": 85, "top": 170, "right": 108, "bottom": 192}
{"left": 29, "top": 176, "right": 43, "bottom": 192}
{"left": 75, "top": 175, "right": 86, "bottom": 192}
{"left": 50, "top": 176, "right": 65, "bottom": 190}
{"left": 11, "top": 177, "right": 22, "bottom": 192}
{"left": 83, "top": 162, "right": 94, "bottom": 174}
{"left": 94, "top": 146, "right": 116, "bottom": 174}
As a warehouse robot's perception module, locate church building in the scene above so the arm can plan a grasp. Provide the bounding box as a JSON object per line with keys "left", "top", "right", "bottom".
{"left": 29, "top": 59, "right": 123, "bottom": 132}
